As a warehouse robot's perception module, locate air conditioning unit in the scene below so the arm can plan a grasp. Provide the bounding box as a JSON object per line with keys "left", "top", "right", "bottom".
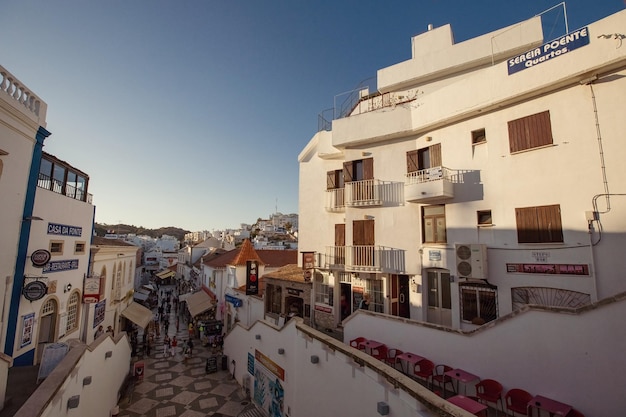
{"left": 455, "top": 244, "right": 488, "bottom": 280}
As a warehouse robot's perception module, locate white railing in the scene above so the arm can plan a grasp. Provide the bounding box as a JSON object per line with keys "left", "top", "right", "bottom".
{"left": 325, "top": 188, "right": 345, "bottom": 211}
{"left": 321, "top": 246, "right": 405, "bottom": 273}
{"left": 345, "top": 179, "right": 383, "bottom": 206}
{"left": 0, "top": 65, "right": 45, "bottom": 118}
{"left": 405, "top": 166, "right": 453, "bottom": 184}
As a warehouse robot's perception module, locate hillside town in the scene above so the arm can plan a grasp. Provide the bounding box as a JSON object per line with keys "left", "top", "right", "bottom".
{"left": 1, "top": 7, "right": 625, "bottom": 417}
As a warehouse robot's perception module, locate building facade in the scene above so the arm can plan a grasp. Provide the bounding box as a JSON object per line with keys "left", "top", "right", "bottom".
{"left": 299, "top": 11, "right": 626, "bottom": 334}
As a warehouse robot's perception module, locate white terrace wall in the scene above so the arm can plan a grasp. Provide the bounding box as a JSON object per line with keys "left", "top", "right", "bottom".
{"left": 224, "top": 319, "right": 475, "bottom": 417}
{"left": 343, "top": 294, "right": 626, "bottom": 417}
{"left": 15, "top": 333, "right": 131, "bottom": 417}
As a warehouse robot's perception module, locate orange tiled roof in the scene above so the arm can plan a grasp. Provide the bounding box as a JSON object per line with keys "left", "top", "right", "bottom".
{"left": 91, "top": 236, "right": 136, "bottom": 247}
{"left": 261, "top": 264, "right": 306, "bottom": 283}
{"left": 256, "top": 250, "right": 297, "bottom": 268}
{"left": 231, "top": 239, "right": 265, "bottom": 266}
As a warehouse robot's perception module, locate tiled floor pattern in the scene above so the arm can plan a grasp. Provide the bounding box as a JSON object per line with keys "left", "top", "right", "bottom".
{"left": 118, "top": 286, "right": 261, "bottom": 417}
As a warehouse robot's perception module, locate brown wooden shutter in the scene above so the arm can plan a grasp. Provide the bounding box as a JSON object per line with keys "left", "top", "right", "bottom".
{"left": 515, "top": 207, "right": 539, "bottom": 243}
{"left": 537, "top": 204, "right": 563, "bottom": 243}
{"left": 508, "top": 110, "right": 553, "bottom": 153}
{"left": 407, "top": 150, "right": 419, "bottom": 173}
{"left": 363, "top": 157, "right": 374, "bottom": 180}
{"left": 364, "top": 219, "right": 375, "bottom": 245}
{"left": 335, "top": 224, "right": 345, "bottom": 246}
{"left": 430, "top": 143, "right": 442, "bottom": 167}
{"left": 343, "top": 161, "right": 354, "bottom": 182}
{"left": 327, "top": 171, "right": 337, "bottom": 190}
{"left": 352, "top": 219, "right": 375, "bottom": 245}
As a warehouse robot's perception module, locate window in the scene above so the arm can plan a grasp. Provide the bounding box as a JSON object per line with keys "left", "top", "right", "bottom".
{"left": 477, "top": 210, "right": 492, "bottom": 226}
{"left": 50, "top": 240, "right": 64, "bottom": 255}
{"left": 472, "top": 128, "right": 486, "bottom": 145}
{"left": 343, "top": 157, "right": 374, "bottom": 202}
{"left": 99, "top": 266, "right": 107, "bottom": 299}
{"left": 315, "top": 274, "right": 333, "bottom": 306}
{"left": 460, "top": 284, "right": 497, "bottom": 324}
{"left": 112, "top": 263, "right": 122, "bottom": 302}
{"left": 74, "top": 241, "right": 86, "bottom": 254}
{"left": 65, "top": 291, "right": 79, "bottom": 334}
{"left": 407, "top": 143, "right": 442, "bottom": 173}
{"left": 326, "top": 169, "right": 344, "bottom": 190}
{"left": 423, "top": 205, "right": 447, "bottom": 243}
{"left": 515, "top": 204, "right": 563, "bottom": 243}
{"left": 508, "top": 110, "right": 553, "bottom": 153}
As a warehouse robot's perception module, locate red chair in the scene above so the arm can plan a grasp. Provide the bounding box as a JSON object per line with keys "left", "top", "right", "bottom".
{"left": 384, "top": 348, "right": 403, "bottom": 370}
{"left": 431, "top": 364, "right": 456, "bottom": 396}
{"left": 568, "top": 409, "right": 585, "bottom": 417}
{"left": 475, "top": 379, "right": 504, "bottom": 415}
{"left": 412, "top": 359, "right": 434, "bottom": 387}
{"left": 371, "top": 345, "right": 388, "bottom": 361}
{"left": 505, "top": 388, "right": 532, "bottom": 416}
{"left": 349, "top": 337, "right": 367, "bottom": 351}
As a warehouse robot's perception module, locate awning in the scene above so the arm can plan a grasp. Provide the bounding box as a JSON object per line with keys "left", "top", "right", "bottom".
{"left": 133, "top": 292, "right": 149, "bottom": 301}
{"left": 186, "top": 291, "right": 215, "bottom": 317}
{"left": 142, "top": 284, "right": 155, "bottom": 291}
{"left": 156, "top": 270, "right": 175, "bottom": 279}
{"left": 120, "top": 302, "right": 153, "bottom": 328}
{"left": 178, "top": 292, "right": 193, "bottom": 302}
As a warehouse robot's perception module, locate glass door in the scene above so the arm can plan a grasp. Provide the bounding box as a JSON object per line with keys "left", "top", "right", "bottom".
{"left": 426, "top": 269, "right": 451, "bottom": 326}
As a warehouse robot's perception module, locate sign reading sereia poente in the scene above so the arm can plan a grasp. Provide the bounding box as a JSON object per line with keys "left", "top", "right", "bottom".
{"left": 508, "top": 27, "right": 590, "bottom": 75}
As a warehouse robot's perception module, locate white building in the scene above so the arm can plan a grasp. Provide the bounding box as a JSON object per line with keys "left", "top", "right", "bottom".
{"left": 296, "top": 9, "right": 626, "bottom": 416}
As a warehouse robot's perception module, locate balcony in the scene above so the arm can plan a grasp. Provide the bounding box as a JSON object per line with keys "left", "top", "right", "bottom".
{"left": 345, "top": 179, "right": 383, "bottom": 207}
{"left": 318, "top": 246, "right": 405, "bottom": 274}
{"left": 325, "top": 188, "right": 345, "bottom": 212}
{"left": 405, "top": 166, "right": 454, "bottom": 203}
{"left": 37, "top": 173, "right": 93, "bottom": 204}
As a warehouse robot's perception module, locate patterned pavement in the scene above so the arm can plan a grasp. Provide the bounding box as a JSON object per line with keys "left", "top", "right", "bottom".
{"left": 118, "top": 286, "right": 262, "bottom": 417}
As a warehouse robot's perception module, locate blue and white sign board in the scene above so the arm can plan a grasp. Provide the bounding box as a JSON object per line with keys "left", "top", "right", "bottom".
{"left": 508, "top": 27, "right": 590, "bottom": 75}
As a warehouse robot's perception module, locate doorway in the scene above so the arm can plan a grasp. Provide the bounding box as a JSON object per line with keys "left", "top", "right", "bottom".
{"left": 390, "top": 274, "right": 410, "bottom": 318}
{"left": 36, "top": 298, "right": 58, "bottom": 364}
{"left": 340, "top": 283, "right": 351, "bottom": 321}
{"left": 426, "top": 269, "right": 452, "bottom": 327}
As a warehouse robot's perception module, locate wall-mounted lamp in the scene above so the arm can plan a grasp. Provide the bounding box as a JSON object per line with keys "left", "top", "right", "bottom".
{"left": 255, "top": 334, "right": 261, "bottom": 340}
{"left": 105, "top": 351, "right": 112, "bottom": 359}
{"left": 278, "top": 348, "right": 285, "bottom": 355}
{"left": 22, "top": 216, "right": 43, "bottom": 222}
{"left": 83, "top": 376, "right": 92, "bottom": 386}
{"left": 67, "top": 395, "right": 80, "bottom": 409}
{"left": 361, "top": 151, "right": 372, "bottom": 156}
{"left": 310, "top": 355, "right": 319, "bottom": 364}
{"left": 64, "top": 283, "right": 72, "bottom": 293}
{"left": 377, "top": 401, "right": 390, "bottom": 415}
{"left": 425, "top": 136, "right": 433, "bottom": 142}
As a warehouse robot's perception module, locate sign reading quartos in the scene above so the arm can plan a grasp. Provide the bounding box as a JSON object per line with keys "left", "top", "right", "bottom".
{"left": 508, "top": 27, "right": 590, "bottom": 75}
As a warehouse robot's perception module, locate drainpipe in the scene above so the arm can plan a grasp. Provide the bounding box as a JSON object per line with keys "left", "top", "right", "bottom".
{"left": 4, "top": 127, "right": 50, "bottom": 356}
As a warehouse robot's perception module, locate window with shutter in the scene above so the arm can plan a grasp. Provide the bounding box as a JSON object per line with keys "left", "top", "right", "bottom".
{"left": 508, "top": 110, "right": 553, "bottom": 153}
{"left": 515, "top": 204, "right": 563, "bottom": 243}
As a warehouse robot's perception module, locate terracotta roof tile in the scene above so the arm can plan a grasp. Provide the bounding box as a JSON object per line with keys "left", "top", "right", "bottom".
{"left": 256, "top": 250, "right": 297, "bottom": 268}
{"left": 231, "top": 239, "right": 265, "bottom": 266}
{"left": 261, "top": 264, "right": 306, "bottom": 283}
{"left": 92, "top": 236, "right": 136, "bottom": 247}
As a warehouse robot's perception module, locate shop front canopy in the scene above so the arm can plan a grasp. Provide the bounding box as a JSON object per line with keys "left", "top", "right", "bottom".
{"left": 120, "top": 302, "right": 153, "bottom": 328}
{"left": 186, "top": 290, "right": 216, "bottom": 317}
{"left": 155, "top": 270, "right": 175, "bottom": 279}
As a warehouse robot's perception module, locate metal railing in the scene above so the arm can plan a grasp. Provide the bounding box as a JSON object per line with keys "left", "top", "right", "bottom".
{"left": 405, "top": 166, "right": 454, "bottom": 184}
{"left": 345, "top": 179, "right": 383, "bottom": 206}
{"left": 320, "top": 246, "right": 405, "bottom": 273}
{"left": 37, "top": 172, "right": 92, "bottom": 204}
{"left": 325, "top": 188, "right": 345, "bottom": 211}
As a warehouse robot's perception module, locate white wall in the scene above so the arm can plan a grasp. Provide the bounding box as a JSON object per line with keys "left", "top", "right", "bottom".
{"left": 344, "top": 296, "right": 626, "bottom": 417}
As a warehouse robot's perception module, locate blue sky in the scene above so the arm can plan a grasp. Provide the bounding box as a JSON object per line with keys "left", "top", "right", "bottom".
{"left": 2, "top": 1, "right": 623, "bottom": 231}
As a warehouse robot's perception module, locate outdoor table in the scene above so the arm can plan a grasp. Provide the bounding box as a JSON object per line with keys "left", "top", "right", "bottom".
{"left": 396, "top": 352, "right": 425, "bottom": 375}
{"left": 448, "top": 395, "right": 488, "bottom": 416}
{"left": 445, "top": 368, "right": 480, "bottom": 395}
{"left": 528, "top": 395, "right": 573, "bottom": 417}
{"left": 358, "top": 339, "right": 385, "bottom": 356}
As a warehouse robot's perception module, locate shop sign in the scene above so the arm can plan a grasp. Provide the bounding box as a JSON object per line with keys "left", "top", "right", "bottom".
{"left": 246, "top": 261, "right": 258, "bottom": 295}
{"left": 23, "top": 281, "right": 47, "bottom": 301}
{"left": 47, "top": 222, "right": 82, "bottom": 237}
{"left": 287, "top": 288, "right": 302, "bottom": 295}
{"left": 43, "top": 259, "right": 79, "bottom": 273}
{"left": 314, "top": 304, "right": 332, "bottom": 313}
{"left": 225, "top": 294, "right": 243, "bottom": 307}
{"left": 31, "top": 249, "right": 51, "bottom": 267}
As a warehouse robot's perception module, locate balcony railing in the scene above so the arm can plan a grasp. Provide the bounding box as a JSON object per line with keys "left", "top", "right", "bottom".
{"left": 319, "top": 245, "right": 405, "bottom": 274}
{"left": 405, "top": 166, "right": 455, "bottom": 203}
{"left": 325, "top": 188, "right": 345, "bottom": 212}
{"left": 37, "top": 173, "right": 93, "bottom": 204}
{"left": 345, "top": 179, "right": 383, "bottom": 207}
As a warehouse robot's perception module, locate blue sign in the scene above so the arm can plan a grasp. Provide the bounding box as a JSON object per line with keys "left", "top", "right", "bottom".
{"left": 43, "top": 259, "right": 79, "bottom": 273}
{"left": 225, "top": 294, "right": 243, "bottom": 308}
{"left": 508, "top": 27, "right": 590, "bottom": 75}
{"left": 47, "top": 222, "right": 83, "bottom": 237}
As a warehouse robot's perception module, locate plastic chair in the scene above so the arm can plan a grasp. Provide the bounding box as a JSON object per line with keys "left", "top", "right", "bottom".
{"left": 384, "top": 348, "right": 403, "bottom": 370}
{"left": 412, "top": 359, "right": 434, "bottom": 387}
{"left": 431, "top": 364, "right": 456, "bottom": 396}
{"left": 371, "top": 345, "right": 388, "bottom": 361}
{"left": 349, "top": 337, "right": 367, "bottom": 351}
{"left": 475, "top": 378, "right": 504, "bottom": 415}
{"left": 505, "top": 388, "right": 532, "bottom": 416}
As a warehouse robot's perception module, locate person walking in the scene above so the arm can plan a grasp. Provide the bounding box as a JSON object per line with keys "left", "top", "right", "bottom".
{"left": 170, "top": 336, "right": 178, "bottom": 357}
{"left": 163, "top": 335, "right": 170, "bottom": 357}
{"left": 182, "top": 340, "right": 190, "bottom": 364}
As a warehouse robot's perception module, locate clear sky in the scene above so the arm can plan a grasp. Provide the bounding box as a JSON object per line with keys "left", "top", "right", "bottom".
{"left": 2, "top": 1, "right": 623, "bottom": 231}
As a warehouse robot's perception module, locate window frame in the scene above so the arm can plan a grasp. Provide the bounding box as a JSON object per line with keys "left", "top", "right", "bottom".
{"left": 460, "top": 283, "right": 497, "bottom": 324}
{"left": 422, "top": 205, "right": 447, "bottom": 244}
{"left": 50, "top": 240, "right": 64, "bottom": 256}
{"left": 472, "top": 128, "right": 486, "bottom": 145}
{"left": 74, "top": 241, "right": 86, "bottom": 254}
{"left": 477, "top": 210, "right": 493, "bottom": 226}
{"left": 65, "top": 291, "right": 80, "bottom": 334}
{"left": 314, "top": 275, "right": 333, "bottom": 306}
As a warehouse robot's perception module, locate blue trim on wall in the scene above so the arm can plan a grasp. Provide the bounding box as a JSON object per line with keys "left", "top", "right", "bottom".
{"left": 5, "top": 126, "right": 50, "bottom": 356}
{"left": 13, "top": 349, "right": 35, "bottom": 367}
